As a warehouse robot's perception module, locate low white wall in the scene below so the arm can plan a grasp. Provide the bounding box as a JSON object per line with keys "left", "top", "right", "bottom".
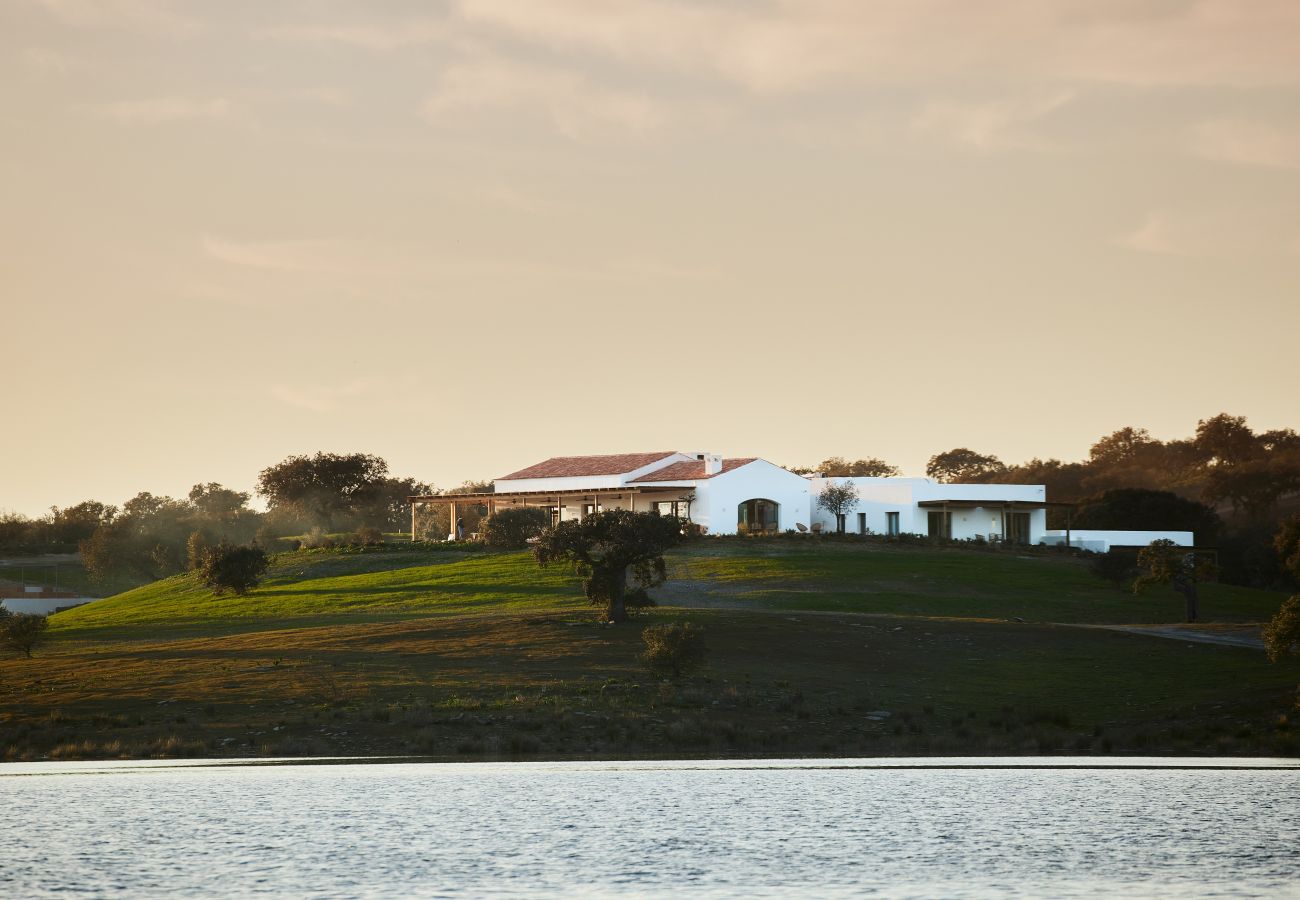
{"left": 1040, "top": 530, "right": 1195, "bottom": 553}
{"left": 1, "top": 597, "right": 98, "bottom": 616}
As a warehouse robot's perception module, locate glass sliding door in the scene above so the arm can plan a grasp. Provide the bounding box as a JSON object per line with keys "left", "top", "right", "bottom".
{"left": 927, "top": 510, "right": 952, "bottom": 539}
{"left": 738, "top": 499, "right": 779, "bottom": 534}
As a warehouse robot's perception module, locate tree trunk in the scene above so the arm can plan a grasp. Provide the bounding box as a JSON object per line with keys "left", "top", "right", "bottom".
{"left": 1179, "top": 583, "right": 1199, "bottom": 623}
{"left": 608, "top": 567, "right": 628, "bottom": 623}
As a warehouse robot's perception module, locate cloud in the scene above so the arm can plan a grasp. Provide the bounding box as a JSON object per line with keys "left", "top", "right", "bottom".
{"left": 1117, "top": 212, "right": 1187, "bottom": 255}
{"left": 200, "top": 235, "right": 362, "bottom": 273}
{"left": 33, "top": 0, "right": 202, "bottom": 37}
{"left": 1116, "top": 210, "right": 1294, "bottom": 257}
{"left": 454, "top": 0, "right": 1300, "bottom": 93}
{"left": 20, "top": 47, "right": 85, "bottom": 75}
{"left": 421, "top": 59, "right": 666, "bottom": 139}
{"left": 271, "top": 379, "right": 386, "bottom": 413}
{"left": 96, "top": 97, "right": 232, "bottom": 123}
{"left": 1191, "top": 119, "right": 1300, "bottom": 169}
{"left": 257, "top": 20, "right": 454, "bottom": 51}
{"left": 911, "top": 92, "right": 1074, "bottom": 151}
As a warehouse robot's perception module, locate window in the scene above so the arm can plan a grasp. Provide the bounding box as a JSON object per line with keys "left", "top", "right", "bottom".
{"left": 654, "top": 500, "right": 690, "bottom": 519}
{"left": 583, "top": 503, "right": 601, "bottom": 517}
{"left": 857, "top": 512, "right": 867, "bottom": 534}
{"left": 886, "top": 512, "right": 900, "bottom": 536}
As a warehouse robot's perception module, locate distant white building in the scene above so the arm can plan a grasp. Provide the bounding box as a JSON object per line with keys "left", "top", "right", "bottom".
{"left": 409, "top": 451, "right": 1062, "bottom": 543}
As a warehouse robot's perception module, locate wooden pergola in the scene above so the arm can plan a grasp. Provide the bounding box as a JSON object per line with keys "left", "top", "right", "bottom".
{"left": 407, "top": 486, "right": 692, "bottom": 541}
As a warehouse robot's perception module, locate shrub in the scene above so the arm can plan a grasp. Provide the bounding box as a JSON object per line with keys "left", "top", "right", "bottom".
{"left": 641, "top": 621, "right": 707, "bottom": 678}
{"left": 354, "top": 526, "right": 385, "bottom": 547}
{"left": 300, "top": 526, "right": 334, "bottom": 550}
{"left": 1090, "top": 549, "right": 1139, "bottom": 589}
{"left": 197, "top": 541, "right": 269, "bottom": 596}
{"left": 185, "top": 530, "right": 211, "bottom": 571}
{"left": 482, "top": 507, "right": 550, "bottom": 549}
{"left": 0, "top": 611, "right": 49, "bottom": 658}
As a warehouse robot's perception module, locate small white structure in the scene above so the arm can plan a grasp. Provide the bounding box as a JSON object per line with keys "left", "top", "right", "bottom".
{"left": 409, "top": 451, "right": 1057, "bottom": 540}
{"left": 1040, "top": 530, "right": 1195, "bottom": 553}
{"left": 1, "top": 596, "right": 98, "bottom": 616}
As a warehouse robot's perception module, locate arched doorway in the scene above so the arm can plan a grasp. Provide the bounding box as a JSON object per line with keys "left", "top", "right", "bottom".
{"left": 738, "top": 498, "right": 779, "bottom": 534}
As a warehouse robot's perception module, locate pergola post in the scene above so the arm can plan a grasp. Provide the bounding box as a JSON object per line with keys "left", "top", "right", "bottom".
{"left": 411, "top": 501, "right": 417, "bottom": 542}
{"left": 449, "top": 500, "right": 458, "bottom": 541}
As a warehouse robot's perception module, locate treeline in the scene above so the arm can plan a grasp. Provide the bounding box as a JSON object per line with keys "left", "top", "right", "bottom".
{"left": 0, "top": 453, "right": 444, "bottom": 584}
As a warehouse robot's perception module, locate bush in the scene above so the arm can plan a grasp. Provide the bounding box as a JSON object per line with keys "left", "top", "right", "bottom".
{"left": 197, "top": 541, "right": 269, "bottom": 596}
{"left": 641, "top": 621, "right": 707, "bottom": 678}
{"left": 185, "top": 530, "right": 211, "bottom": 571}
{"left": 0, "top": 611, "right": 49, "bottom": 658}
{"left": 482, "top": 507, "right": 550, "bottom": 549}
{"left": 1090, "top": 549, "right": 1139, "bottom": 589}
{"left": 300, "top": 526, "right": 334, "bottom": 550}
{"left": 354, "top": 526, "right": 385, "bottom": 547}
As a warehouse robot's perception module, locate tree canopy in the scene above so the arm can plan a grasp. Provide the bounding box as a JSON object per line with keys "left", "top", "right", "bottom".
{"left": 816, "top": 482, "right": 860, "bottom": 532}
{"left": 814, "top": 457, "right": 900, "bottom": 477}
{"left": 1133, "top": 539, "right": 1216, "bottom": 623}
{"left": 534, "top": 510, "right": 684, "bottom": 623}
{"left": 1071, "top": 489, "right": 1223, "bottom": 544}
{"left": 925, "top": 448, "right": 1008, "bottom": 483}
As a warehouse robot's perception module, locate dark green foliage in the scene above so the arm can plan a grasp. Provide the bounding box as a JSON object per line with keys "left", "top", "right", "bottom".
{"left": 256, "top": 452, "right": 430, "bottom": 533}
{"left": 641, "top": 621, "right": 708, "bottom": 678}
{"left": 925, "top": 448, "right": 1007, "bottom": 483}
{"left": 1134, "top": 539, "right": 1217, "bottom": 623}
{"left": 811, "top": 457, "right": 900, "bottom": 477}
{"left": 1263, "top": 595, "right": 1300, "bottom": 664}
{"left": 1090, "top": 549, "right": 1139, "bottom": 589}
{"left": 481, "top": 507, "right": 550, "bottom": 549}
{"left": 624, "top": 586, "right": 657, "bottom": 616}
{"left": 1275, "top": 517, "right": 1300, "bottom": 583}
{"left": 0, "top": 611, "right": 49, "bottom": 658}
{"left": 197, "top": 541, "right": 270, "bottom": 596}
{"left": 534, "top": 510, "right": 685, "bottom": 622}
{"left": 1073, "top": 489, "right": 1223, "bottom": 544}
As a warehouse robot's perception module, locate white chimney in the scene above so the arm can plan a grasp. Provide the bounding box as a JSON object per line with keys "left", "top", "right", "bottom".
{"left": 701, "top": 452, "right": 723, "bottom": 476}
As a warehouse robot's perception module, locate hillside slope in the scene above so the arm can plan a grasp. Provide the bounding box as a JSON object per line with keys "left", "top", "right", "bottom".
{"left": 4, "top": 539, "right": 1296, "bottom": 762}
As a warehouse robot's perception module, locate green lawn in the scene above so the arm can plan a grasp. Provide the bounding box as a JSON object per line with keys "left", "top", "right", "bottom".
{"left": 51, "top": 546, "right": 585, "bottom": 640}
{"left": 666, "top": 539, "right": 1285, "bottom": 624}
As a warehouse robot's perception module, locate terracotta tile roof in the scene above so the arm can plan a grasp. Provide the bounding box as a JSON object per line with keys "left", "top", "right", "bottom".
{"left": 628, "top": 458, "right": 758, "bottom": 483}
{"left": 499, "top": 451, "right": 681, "bottom": 481}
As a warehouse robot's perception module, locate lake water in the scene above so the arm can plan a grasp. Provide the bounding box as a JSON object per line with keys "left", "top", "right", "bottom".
{"left": 2, "top": 757, "right": 1298, "bottom": 898}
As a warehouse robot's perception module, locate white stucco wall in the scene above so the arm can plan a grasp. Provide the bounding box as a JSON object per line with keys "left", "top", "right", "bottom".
{"left": 691, "top": 461, "right": 813, "bottom": 535}
{"left": 808, "top": 477, "right": 1049, "bottom": 542}
{"left": 1040, "top": 530, "right": 1195, "bottom": 553}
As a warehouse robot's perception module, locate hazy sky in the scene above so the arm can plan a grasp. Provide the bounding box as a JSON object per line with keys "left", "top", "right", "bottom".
{"left": 3, "top": 0, "right": 1298, "bottom": 516}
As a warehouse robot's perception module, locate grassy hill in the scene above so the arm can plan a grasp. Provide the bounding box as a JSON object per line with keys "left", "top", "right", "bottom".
{"left": 3, "top": 538, "right": 1296, "bottom": 762}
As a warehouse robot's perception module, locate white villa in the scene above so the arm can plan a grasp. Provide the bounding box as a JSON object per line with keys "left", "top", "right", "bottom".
{"left": 410, "top": 450, "right": 1084, "bottom": 544}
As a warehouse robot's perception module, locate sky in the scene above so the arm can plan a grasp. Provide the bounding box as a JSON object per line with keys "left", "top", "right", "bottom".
{"left": 2, "top": 0, "right": 1298, "bottom": 516}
